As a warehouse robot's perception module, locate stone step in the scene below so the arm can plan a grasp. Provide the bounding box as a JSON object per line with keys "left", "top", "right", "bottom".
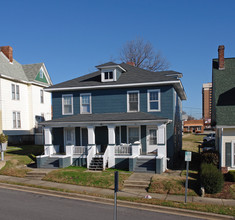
{"left": 89, "top": 168, "right": 103, "bottom": 171}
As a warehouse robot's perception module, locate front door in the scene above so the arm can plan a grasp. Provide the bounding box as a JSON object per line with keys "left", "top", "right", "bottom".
{"left": 64, "top": 128, "right": 75, "bottom": 146}
{"left": 147, "top": 127, "right": 158, "bottom": 154}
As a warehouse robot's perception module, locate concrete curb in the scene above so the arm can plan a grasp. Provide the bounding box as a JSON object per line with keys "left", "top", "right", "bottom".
{"left": 0, "top": 182, "right": 233, "bottom": 220}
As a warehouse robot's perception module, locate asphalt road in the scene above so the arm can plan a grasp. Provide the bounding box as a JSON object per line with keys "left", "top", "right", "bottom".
{"left": 0, "top": 188, "right": 203, "bottom": 220}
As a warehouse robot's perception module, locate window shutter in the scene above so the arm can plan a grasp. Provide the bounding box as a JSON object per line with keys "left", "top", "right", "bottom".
{"left": 225, "top": 142, "right": 231, "bottom": 167}
{"left": 157, "top": 126, "right": 165, "bottom": 144}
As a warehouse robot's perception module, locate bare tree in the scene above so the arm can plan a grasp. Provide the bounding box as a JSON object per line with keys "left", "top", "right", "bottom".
{"left": 120, "top": 38, "right": 170, "bottom": 71}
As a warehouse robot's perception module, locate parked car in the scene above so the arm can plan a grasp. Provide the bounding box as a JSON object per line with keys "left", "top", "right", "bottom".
{"left": 202, "top": 139, "right": 215, "bottom": 152}
{"left": 203, "top": 133, "right": 215, "bottom": 142}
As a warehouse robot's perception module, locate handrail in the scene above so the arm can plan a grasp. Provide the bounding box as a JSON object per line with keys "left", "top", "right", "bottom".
{"left": 87, "top": 145, "right": 96, "bottom": 169}
{"left": 103, "top": 146, "right": 109, "bottom": 170}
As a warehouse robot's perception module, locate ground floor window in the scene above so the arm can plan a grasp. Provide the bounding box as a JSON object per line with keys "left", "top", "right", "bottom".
{"left": 13, "top": 111, "right": 21, "bottom": 128}
{"left": 128, "top": 127, "right": 139, "bottom": 144}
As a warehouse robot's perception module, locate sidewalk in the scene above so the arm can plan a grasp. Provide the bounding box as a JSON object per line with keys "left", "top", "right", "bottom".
{"left": 0, "top": 174, "right": 234, "bottom": 207}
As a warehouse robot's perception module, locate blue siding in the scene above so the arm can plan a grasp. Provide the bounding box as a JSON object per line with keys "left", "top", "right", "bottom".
{"left": 141, "top": 125, "right": 146, "bottom": 153}
{"left": 52, "top": 86, "right": 174, "bottom": 120}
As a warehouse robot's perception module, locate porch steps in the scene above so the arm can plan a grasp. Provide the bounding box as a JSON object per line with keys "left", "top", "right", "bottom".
{"left": 89, "top": 157, "right": 103, "bottom": 171}
{"left": 38, "top": 157, "right": 59, "bottom": 169}
{"left": 133, "top": 158, "right": 156, "bottom": 173}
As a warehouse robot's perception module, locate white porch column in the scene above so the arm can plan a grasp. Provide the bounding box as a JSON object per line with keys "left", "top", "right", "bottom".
{"left": 44, "top": 127, "right": 52, "bottom": 145}
{"left": 108, "top": 125, "right": 116, "bottom": 145}
{"left": 87, "top": 126, "right": 95, "bottom": 145}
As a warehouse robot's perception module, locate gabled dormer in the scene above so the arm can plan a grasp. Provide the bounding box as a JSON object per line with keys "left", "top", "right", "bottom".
{"left": 96, "top": 62, "right": 126, "bottom": 82}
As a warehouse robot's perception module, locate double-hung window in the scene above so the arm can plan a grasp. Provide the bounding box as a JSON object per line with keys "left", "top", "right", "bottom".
{"left": 62, "top": 94, "right": 73, "bottom": 115}
{"left": 104, "top": 71, "right": 113, "bottom": 80}
{"left": 148, "top": 89, "right": 160, "bottom": 112}
{"left": 40, "top": 89, "right": 44, "bottom": 103}
{"left": 12, "top": 84, "right": 20, "bottom": 100}
{"left": 13, "top": 111, "right": 21, "bottom": 128}
{"left": 127, "top": 91, "right": 139, "bottom": 112}
{"left": 128, "top": 127, "right": 139, "bottom": 144}
{"left": 80, "top": 93, "right": 91, "bottom": 114}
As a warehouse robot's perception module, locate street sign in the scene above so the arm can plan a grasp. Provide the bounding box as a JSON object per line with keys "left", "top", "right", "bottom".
{"left": 185, "top": 151, "right": 192, "bottom": 161}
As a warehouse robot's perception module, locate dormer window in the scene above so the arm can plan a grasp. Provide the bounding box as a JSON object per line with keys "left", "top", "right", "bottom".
{"left": 101, "top": 69, "right": 116, "bottom": 82}
{"left": 104, "top": 71, "right": 113, "bottom": 80}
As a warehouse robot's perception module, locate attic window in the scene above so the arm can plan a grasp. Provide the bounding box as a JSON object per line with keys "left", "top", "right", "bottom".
{"left": 39, "top": 69, "right": 44, "bottom": 79}
{"left": 104, "top": 71, "right": 113, "bottom": 80}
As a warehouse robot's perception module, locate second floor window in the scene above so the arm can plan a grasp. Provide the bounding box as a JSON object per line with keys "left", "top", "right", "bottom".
{"left": 127, "top": 91, "right": 139, "bottom": 112}
{"left": 13, "top": 111, "right": 21, "bottom": 128}
{"left": 148, "top": 89, "right": 160, "bottom": 112}
{"left": 40, "top": 89, "right": 44, "bottom": 103}
{"left": 62, "top": 94, "right": 73, "bottom": 115}
{"left": 12, "top": 84, "right": 20, "bottom": 100}
{"left": 80, "top": 93, "right": 91, "bottom": 114}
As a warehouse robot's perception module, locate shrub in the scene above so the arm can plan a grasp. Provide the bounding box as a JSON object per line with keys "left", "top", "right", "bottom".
{"left": 0, "top": 133, "right": 8, "bottom": 143}
{"left": 199, "top": 163, "right": 224, "bottom": 194}
{"left": 225, "top": 171, "right": 235, "bottom": 182}
{"left": 201, "top": 150, "right": 219, "bottom": 167}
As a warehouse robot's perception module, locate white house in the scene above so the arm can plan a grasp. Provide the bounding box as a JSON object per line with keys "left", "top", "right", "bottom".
{"left": 0, "top": 46, "right": 52, "bottom": 145}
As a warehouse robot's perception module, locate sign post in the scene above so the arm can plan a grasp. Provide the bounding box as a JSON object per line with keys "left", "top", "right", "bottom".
{"left": 184, "top": 151, "right": 191, "bottom": 203}
{"left": 114, "top": 171, "right": 118, "bottom": 220}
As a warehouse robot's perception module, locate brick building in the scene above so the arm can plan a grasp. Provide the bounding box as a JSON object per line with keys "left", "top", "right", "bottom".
{"left": 202, "top": 82, "right": 212, "bottom": 128}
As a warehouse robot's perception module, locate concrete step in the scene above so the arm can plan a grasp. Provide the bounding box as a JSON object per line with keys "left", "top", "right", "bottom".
{"left": 123, "top": 184, "right": 149, "bottom": 190}
{"left": 124, "top": 180, "right": 150, "bottom": 186}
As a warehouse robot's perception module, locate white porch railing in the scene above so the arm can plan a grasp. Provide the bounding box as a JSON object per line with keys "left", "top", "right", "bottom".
{"left": 73, "top": 146, "right": 87, "bottom": 155}
{"left": 87, "top": 145, "right": 96, "bottom": 169}
{"left": 115, "top": 144, "right": 132, "bottom": 155}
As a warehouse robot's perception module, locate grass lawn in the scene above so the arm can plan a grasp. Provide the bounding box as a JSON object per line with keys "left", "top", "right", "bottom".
{"left": 182, "top": 133, "right": 205, "bottom": 153}
{"left": 43, "top": 166, "right": 131, "bottom": 190}
{"left": 0, "top": 145, "right": 44, "bottom": 177}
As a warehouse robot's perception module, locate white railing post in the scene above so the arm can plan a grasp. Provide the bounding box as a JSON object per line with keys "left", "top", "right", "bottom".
{"left": 103, "top": 146, "right": 109, "bottom": 170}
{"left": 132, "top": 141, "right": 141, "bottom": 157}
{"left": 108, "top": 145, "right": 115, "bottom": 168}
{"left": 87, "top": 145, "right": 96, "bottom": 169}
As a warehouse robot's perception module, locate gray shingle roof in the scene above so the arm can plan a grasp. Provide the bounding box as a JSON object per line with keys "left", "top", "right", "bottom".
{"left": 0, "top": 52, "right": 28, "bottom": 81}
{"left": 95, "top": 62, "right": 118, "bottom": 68}
{"left": 41, "top": 112, "right": 169, "bottom": 126}
{"left": 0, "top": 51, "right": 51, "bottom": 86}
{"left": 22, "top": 63, "right": 43, "bottom": 81}
{"left": 48, "top": 62, "right": 181, "bottom": 89}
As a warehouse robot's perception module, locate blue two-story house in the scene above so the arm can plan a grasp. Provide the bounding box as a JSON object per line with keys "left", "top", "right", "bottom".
{"left": 37, "top": 62, "right": 186, "bottom": 173}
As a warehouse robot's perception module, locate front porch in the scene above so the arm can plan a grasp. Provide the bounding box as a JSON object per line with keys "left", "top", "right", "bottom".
{"left": 37, "top": 112, "right": 170, "bottom": 173}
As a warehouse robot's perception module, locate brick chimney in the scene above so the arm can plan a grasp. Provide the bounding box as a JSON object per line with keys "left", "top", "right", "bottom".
{"left": 218, "top": 45, "right": 225, "bottom": 70}
{"left": 0, "top": 46, "right": 13, "bottom": 63}
{"left": 127, "top": 61, "right": 135, "bottom": 66}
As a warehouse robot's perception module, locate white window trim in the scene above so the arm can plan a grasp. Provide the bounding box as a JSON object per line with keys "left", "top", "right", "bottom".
{"left": 232, "top": 141, "right": 235, "bottom": 167}
{"left": 147, "top": 126, "right": 158, "bottom": 146}
{"left": 13, "top": 111, "right": 21, "bottom": 129}
{"left": 62, "top": 94, "right": 73, "bottom": 115}
{"left": 147, "top": 89, "right": 161, "bottom": 112}
{"left": 127, "top": 90, "right": 140, "bottom": 112}
{"left": 127, "top": 126, "right": 140, "bottom": 144}
{"left": 12, "top": 84, "right": 20, "bottom": 101}
{"left": 80, "top": 93, "right": 92, "bottom": 114}
{"left": 101, "top": 68, "right": 117, "bottom": 82}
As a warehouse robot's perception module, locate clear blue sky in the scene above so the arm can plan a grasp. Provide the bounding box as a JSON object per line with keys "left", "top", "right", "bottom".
{"left": 1, "top": 0, "right": 235, "bottom": 118}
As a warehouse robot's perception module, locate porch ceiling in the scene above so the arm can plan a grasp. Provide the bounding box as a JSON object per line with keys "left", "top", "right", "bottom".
{"left": 41, "top": 112, "right": 171, "bottom": 127}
